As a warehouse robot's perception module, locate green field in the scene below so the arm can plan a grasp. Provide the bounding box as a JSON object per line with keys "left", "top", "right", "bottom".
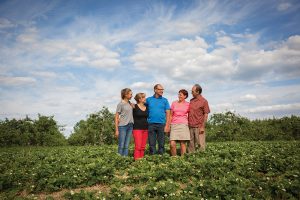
{"left": 1, "top": 141, "right": 299, "bottom": 199}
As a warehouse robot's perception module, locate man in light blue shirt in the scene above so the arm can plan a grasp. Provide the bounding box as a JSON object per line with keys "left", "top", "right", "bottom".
{"left": 146, "top": 84, "right": 170, "bottom": 155}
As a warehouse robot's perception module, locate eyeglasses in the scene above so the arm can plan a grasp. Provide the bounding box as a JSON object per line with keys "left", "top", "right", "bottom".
{"left": 156, "top": 88, "right": 164, "bottom": 91}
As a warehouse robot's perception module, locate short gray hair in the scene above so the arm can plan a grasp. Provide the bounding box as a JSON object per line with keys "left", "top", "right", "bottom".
{"left": 194, "top": 84, "right": 202, "bottom": 94}
{"left": 154, "top": 84, "right": 162, "bottom": 90}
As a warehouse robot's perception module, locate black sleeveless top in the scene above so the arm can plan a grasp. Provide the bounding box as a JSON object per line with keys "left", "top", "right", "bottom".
{"left": 133, "top": 105, "right": 148, "bottom": 130}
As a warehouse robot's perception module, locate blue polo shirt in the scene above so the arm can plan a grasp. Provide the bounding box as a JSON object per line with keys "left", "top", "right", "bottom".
{"left": 146, "top": 95, "right": 170, "bottom": 124}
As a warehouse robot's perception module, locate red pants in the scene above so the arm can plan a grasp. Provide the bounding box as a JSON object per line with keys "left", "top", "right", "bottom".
{"left": 133, "top": 130, "right": 148, "bottom": 160}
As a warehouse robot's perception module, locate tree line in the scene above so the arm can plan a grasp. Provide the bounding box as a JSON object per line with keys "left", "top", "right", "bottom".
{"left": 0, "top": 107, "right": 299, "bottom": 147}
{"left": 0, "top": 114, "right": 67, "bottom": 146}
{"left": 206, "top": 111, "right": 300, "bottom": 141}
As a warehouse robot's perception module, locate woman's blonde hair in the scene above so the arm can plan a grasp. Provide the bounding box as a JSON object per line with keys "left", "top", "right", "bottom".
{"left": 121, "top": 88, "right": 132, "bottom": 99}
{"left": 134, "top": 93, "right": 146, "bottom": 103}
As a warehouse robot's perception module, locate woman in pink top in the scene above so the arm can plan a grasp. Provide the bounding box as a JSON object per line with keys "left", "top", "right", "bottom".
{"left": 169, "top": 89, "right": 190, "bottom": 156}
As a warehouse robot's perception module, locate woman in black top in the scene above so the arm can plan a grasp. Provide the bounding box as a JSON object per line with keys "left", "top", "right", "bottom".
{"left": 133, "top": 93, "right": 148, "bottom": 160}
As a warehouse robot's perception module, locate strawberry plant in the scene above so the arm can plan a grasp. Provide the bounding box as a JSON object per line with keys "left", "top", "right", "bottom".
{"left": 0, "top": 141, "right": 299, "bottom": 199}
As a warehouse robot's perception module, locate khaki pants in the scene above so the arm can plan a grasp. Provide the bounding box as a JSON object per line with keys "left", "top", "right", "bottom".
{"left": 188, "top": 127, "right": 206, "bottom": 153}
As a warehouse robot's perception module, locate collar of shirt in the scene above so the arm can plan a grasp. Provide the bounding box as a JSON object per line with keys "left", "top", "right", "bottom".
{"left": 152, "top": 94, "right": 162, "bottom": 99}
{"left": 196, "top": 95, "right": 202, "bottom": 100}
{"left": 191, "top": 94, "right": 202, "bottom": 101}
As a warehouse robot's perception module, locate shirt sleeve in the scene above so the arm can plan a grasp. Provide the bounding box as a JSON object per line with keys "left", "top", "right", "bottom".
{"left": 187, "top": 102, "right": 190, "bottom": 113}
{"left": 204, "top": 100, "right": 210, "bottom": 114}
{"left": 165, "top": 99, "right": 170, "bottom": 110}
{"left": 170, "top": 102, "right": 175, "bottom": 111}
{"left": 145, "top": 97, "right": 149, "bottom": 106}
{"left": 116, "top": 103, "right": 122, "bottom": 114}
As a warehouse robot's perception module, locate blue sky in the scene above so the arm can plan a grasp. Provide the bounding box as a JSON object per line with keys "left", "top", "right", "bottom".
{"left": 0, "top": 0, "right": 300, "bottom": 137}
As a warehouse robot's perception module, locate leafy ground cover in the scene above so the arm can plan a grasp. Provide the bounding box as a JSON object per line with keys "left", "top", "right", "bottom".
{"left": 0, "top": 141, "right": 299, "bottom": 199}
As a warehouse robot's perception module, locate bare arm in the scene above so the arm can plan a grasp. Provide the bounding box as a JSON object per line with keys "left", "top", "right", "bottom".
{"left": 115, "top": 113, "right": 120, "bottom": 138}
{"left": 164, "top": 109, "right": 171, "bottom": 133}
{"left": 204, "top": 113, "right": 208, "bottom": 125}
{"left": 169, "top": 110, "right": 173, "bottom": 126}
{"left": 199, "top": 113, "right": 208, "bottom": 134}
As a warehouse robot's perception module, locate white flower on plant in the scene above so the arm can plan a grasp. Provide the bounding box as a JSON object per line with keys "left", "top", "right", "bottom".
{"left": 70, "top": 190, "right": 75, "bottom": 195}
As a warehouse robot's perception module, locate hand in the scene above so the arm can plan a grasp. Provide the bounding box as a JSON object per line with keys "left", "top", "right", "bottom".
{"left": 199, "top": 127, "right": 205, "bottom": 134}
{"left": 164, "top": 125, "right": 170, "bottom": 133}
{"left": 115, "top": 130, "right": 119, "bottom": 138}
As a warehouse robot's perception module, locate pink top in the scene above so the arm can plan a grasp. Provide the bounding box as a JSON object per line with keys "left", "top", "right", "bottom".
{"left": 170, "top": 100, "right": 190, "bottom": 125}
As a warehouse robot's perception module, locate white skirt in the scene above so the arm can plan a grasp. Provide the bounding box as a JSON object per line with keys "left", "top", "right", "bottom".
{"left": 170, "top": 124, "right": 190, "bottom": 141}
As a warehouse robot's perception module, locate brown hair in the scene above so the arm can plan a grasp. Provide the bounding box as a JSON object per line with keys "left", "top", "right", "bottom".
{"left": 134, "top": 93, "right": 146, "bottom": 103}
{"left": 121, "top": 88, "right": 132, "bottom": 99}
{"left": 179, "top": 89, "right": 188, "bottom": 99}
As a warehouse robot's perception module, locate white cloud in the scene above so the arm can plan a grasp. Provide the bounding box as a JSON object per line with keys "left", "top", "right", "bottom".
{"left": 1, "top": 28, "right": 122, "bottom": 73}
{"left": 240, "top": 94, "right": 257, "bottom": 102}
{"left": 16, "top": 27, "right": 38, "bottom": 43}
{"left": 286, "top": 35, "right": 300, "bottom": 50}
{"left": 0, "top": 77, "right": 127, "bottom": 137}
{"left": 277, "top": 2, "right": 292, "bottom": 11}
{"left": 131, "top": 82, "right": 154, "bottom": 91}
{"left": 1, "top": 0, "right": 300, "bottom": 137}
{"left": 236, "top": 35, "right": 300, "bottom": 80}
{"left": 246, "top": 103, "right": 300, "bottom": 114}
{"left": 131, "top": 37, "right": 231, "bottom": 81}
{"left": 0, "top": 76, "right": 36, "bottom": 86}
{"left": 207, "top": 83, "right": 300, "bottom": 120}
{"left": 210, "top": 103, "right": 235, "bottom": 113}
{"left": 67, "top": 1, "right": 263, "bottom": 46}
{"left": 30, "top": 71, "right": 58, "bottom": 79}
{"left": 131, "top": 37, "right": 232, "bottom": 81}
{"left": 130, "top": 34, "right": 300, "bottom": 83}
{"left": 0, "top": 18, "right": 15, "bottom": 29}
{"left": 59, "top": 41, "right": 121, "bottom": 69}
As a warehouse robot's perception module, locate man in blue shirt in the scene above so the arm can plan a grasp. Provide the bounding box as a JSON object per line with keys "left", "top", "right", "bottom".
{"left": 146, "top": 84, "right": 170, "bottom": 155}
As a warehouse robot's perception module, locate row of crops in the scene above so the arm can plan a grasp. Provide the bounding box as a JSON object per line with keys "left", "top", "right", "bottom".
{"left": 1, "top": 141, "right": 299, "bottom": 199}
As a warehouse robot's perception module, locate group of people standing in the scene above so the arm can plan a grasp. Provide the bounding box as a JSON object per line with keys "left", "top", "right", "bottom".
{"left": 114, "top": 83, "right": 210, "bottom": 160}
